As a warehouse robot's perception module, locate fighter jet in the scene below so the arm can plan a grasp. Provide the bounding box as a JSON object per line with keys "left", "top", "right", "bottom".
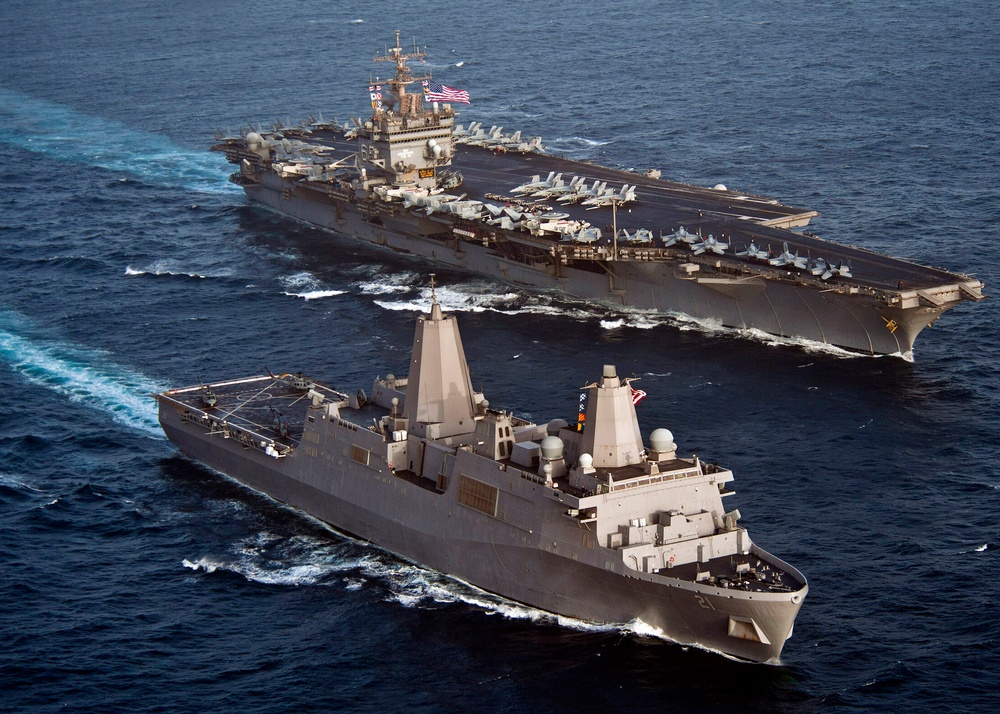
{"left": 466, "top": 125, "right": 504, "bottom": 147}
{"left": 661, "top": 226, "right": 700, "bottom": 247}
{"left": 307, "top": 113, "right": 342, "bottom": 131}
{"left": 563, "top": 227, "right": 602, "bottom": 244}
{"left": 343, "top": 118, "right": 363, "bottom": 140}
{"left": 532, "top": 175, "right": 585, "bottom": 199}
{"left": 513, "top": 136, "right": 545, "bottom": 153}
{"left": 485, "top": 206, "right": 528, "bottom": 223}
{"left": 736, "top": 241, "right": 770, "bottom": 261}
{"left": 691, "top": 234, "right": 730, "bottom": 255}
{"left": 814, "top": 259, "right": 852, "bottom": 280}
{"left": 426, "top": 196, "right": 485, "bottom": 220}
{"left": 273, "top": 117, "right": 312, "bottom": 137}
{"left": 557, "top": 179, "right": 607, "bottom": 204}
{"left": 810, "top": 257, "right": 830, "bottom": 277}
{"left": 214, "top": 127, "right": 244, "bottom": 144}
{"left": 492, "top": 216, "right": 525, "bottom": 231}
{"left": 511, "top": 171, "right": 560, "bottom": 195}
{"left": 455, "top": 124, "right": 489, "bottom": 145}
{"left": 620, "top": 228, "right": 654, "bottom": 244}
{"left": 582, "top": 184, "right": 637, "bottom": 209}
{"left": 403, "top": 191, "right": 464, "bottom": 211}
{"left": 769, "top": 242, "right": 809, "bottom": 270}
{"left": 483, "top": 130, "right": 521, "bottom": 149}
{"left": 452, "top": 121, "right": 482, "bottom": 141}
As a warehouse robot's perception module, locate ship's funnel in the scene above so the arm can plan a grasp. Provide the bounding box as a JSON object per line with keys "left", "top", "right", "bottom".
{"left": 402, "top": 286, "right": 477, "bottom": 439}
{"left": 579, "top": 365, "right": 644, "bottom": 468}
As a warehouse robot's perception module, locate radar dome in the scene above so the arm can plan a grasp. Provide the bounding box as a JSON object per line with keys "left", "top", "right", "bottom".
{"left": 540, "top": 435, "right": 564, "bottom": 460}
{"left": 578, "top": 453, "right": 594, "bottom": 469}
{"left": 246, "top": 132, "right": 262, "bottom": 146}
{"left": 649, "top": 428, "right": 675, "bottom": 453}
{"left": 546, "top": 418, "right": 569, "bottom": 436}
{"left": 713, "top": 183, "right": 728, "bottom": 191}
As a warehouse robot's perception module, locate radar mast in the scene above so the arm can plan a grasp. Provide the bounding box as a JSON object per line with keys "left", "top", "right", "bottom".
{"left": 359, "top": 31, "right": 458, "bottom": 189}
{"left": 372, "top": 30, "right": 429, "bottom": 118}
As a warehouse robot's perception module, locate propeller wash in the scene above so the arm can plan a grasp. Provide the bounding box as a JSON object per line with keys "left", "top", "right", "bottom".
{"left": 212, "top": 32, "right": 984, "bottom": 355}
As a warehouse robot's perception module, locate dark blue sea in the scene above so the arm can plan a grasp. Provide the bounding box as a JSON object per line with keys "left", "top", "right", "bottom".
{"left": 1, "top": 1, "right": 998, "bottom": 712}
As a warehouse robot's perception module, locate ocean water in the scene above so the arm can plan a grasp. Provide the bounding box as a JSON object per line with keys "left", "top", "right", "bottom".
{"left": 1, "top": 1, "right": 998, "bottom": 712}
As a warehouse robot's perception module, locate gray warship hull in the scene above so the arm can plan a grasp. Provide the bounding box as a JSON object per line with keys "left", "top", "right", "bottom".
{"left": 157, "top": 279, "right": 808, "bottom": 661}
{"left": 158, "top": 403, "right": 804, "bottom": 663}
{"left": 245, "top": 175, "right": 916, "bottom": 356}
{"left": 231, "top": 142, "right": 982, "bottom": 357}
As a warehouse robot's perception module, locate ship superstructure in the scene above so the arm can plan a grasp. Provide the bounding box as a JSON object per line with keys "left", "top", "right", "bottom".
{"left": 156, "top": 280, "right": 808, "bottom": 663}
{"left": 357, "top": 31, "right": 458, "bottom": 191}
{"left": 214, "top": 33, "right": 984, "bottom": 356}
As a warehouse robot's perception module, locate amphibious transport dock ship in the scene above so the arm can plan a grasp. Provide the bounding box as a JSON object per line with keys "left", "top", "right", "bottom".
{"left": 213, "top": 32, "right": 984, "bottom": 356}
{"left": 156, "top": 281, "right": 808, "bottom": 662}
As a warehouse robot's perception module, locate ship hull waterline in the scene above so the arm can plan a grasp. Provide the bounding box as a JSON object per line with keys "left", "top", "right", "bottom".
{"left": 244, "top": 181, "right": 947, "bottom": 357}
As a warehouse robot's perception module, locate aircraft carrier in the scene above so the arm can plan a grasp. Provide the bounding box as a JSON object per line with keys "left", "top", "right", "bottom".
{"left": 213, "top": 32, "right": 984, "bottom": 356}
{"left": 156, "top": 280, "right": 808, "bottom": 662}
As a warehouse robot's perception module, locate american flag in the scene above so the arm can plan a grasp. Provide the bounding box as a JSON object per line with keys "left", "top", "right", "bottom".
{"left": 422, "top": 80, "right": 471, "bottom": 104}
{"left": 630, "top": 386, "right": 647, "bottom": 406}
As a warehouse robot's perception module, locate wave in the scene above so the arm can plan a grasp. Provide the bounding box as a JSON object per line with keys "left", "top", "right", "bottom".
{"left": 278, "top": 270, "right": 347, "bottom": 300}
{"left": 545, "top": 135, "right": 612, "bottom": 159}
{"left": 125, "top": 262, "right": 228, "bottom": 279}
{"left": 598, "top": 315, "right": 663, "bottom": 331}
{"left": 0, "top": 311, "right": 164, "bottom": 436}
{"left": 370, "top": 281, "right": 894, "bottom": 360}
{"left": 548, "top": 136, "right": 611, "bottom": 148}
{"left": 283, "top": 289, "right": 347, "bottom": 301}
{"left": 184, "top": 531, "right": 379, "bottom": 586}
{"left": 354, "top": 273, "right": 420, "bottom": 295}
{"left": 0, "top": 88, "right": 238, "bottom": 194}
{"left": 183, "top": 525, "right": 651, "bottom": 638}
{"left": 373, "top": 284, "right": 595, "bottom": 320}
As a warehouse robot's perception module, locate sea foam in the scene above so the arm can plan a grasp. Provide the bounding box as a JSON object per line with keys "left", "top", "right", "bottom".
{"left": 0, "top": 311, "right": 164, "bottom": 436}
{"left": 0, "top": 88, "right": 238, "bottom": 193}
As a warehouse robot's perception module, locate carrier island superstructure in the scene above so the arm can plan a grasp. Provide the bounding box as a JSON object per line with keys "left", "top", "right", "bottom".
{"left": 156, "top": 283, "right": 808, "bottom": 662}
{"left": 213, "top": 32, "right": 984, "bottom": 356}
